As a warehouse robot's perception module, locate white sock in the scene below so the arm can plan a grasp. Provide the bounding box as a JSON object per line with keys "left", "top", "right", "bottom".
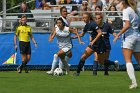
{"left": 65, "top": 56, "right": 70, "bottom": 63}
{"left": 59, "top": 56, "right": 70, "bottom": 69}
{"left": 126, "top": 63, "right": 137, "bottom": 85}
{"left": 59, "top": 59, "right": 63, "bottom": 69}
{"left": 51, "top": 54, "right": 58, "bottom": 71}
{"left": 61, "top": 58, "right": 70, "bottom": 74}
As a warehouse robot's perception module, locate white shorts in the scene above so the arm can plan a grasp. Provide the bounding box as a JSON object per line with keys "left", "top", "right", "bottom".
{"left": 61, "top": 46, "right": 72, "bottom": 54}
{"left": 122, "top": 34, "right": 140, "bottom": 52}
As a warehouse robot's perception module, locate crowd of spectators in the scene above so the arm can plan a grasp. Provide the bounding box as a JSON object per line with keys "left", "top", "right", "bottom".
{"left": 1, "top": 0, "right": 124, "bottom": 32}
{"left": 34, "top": 0, "right": 123, "bottom": 30}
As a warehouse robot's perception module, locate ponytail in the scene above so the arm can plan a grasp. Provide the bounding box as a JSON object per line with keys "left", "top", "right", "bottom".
{"left": 121, "top": 0, "right": 137, "bottom": 13}
{"left": 127, "top": 0, "right": 137, "bottom": 13}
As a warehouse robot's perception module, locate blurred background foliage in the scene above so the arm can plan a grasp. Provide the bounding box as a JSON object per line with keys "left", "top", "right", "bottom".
{"left": 0, "top": 0, "right": 35, "bottom": 13}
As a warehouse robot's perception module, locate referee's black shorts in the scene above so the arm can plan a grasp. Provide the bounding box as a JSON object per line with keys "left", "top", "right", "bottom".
{"left": 19, "top": 41, "right": 31, "bottom": 55}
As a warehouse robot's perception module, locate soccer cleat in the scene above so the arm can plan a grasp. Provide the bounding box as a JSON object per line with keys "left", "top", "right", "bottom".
{"left": 73, "top": 72, "right": 80, "bottom": 76}
{"left": 46, "top": 70, "right": 54, "bottom": 75}
{"left": 68, "top": 64, "right": 71, "bottom": 67}
{"left": 64, "top": 64, "right": 70, "bottom": 75}
{"left": 129, "top": 83, "right": 138, "bottom": 89}
{"left": 93, "top": 70, "right": 97, "bottom": 76}
{"left": 24, "top": 67, "right": 29, "bottom": 73}
{"left": 65, "top": 71, "right": 68, "bottom": 75}
{"left": 104, "top": 71, "right": 109, "bottom": 76}
{"left": 114, "top": 60, "right": 119, "bottom": 71}
{"left": 17, "top": 66, "right": 22, "bottom": 73}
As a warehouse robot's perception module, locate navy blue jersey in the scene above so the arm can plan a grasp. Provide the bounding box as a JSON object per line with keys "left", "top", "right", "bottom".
{"left": 100, "top": 22, "right": 114, "bottom": 39}
{"left": 83, "top": 21, "right": 106, "bottom": 54}
{"left": 99, "top": 22, "right": 114, "bottom": 51}
{"left": 83, "top": 21, "right": 99, "bottom": 39}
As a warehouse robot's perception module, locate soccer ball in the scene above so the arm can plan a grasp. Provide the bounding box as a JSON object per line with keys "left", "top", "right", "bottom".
{"left": 53, "top": 68, "right": 63, "bottom": 76}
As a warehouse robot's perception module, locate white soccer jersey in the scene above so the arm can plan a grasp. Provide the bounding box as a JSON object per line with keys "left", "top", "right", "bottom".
{"left": 55, "top": 16, "right": 69, "bottom": 28}
{"left": 122, "top": 7, "right": 140, "bottom": 52}
{"left": 123, "top": 7, "right": 140, "bottom": 37}
{"left": 56, "top": 26, "right": 72, "bottom": 50}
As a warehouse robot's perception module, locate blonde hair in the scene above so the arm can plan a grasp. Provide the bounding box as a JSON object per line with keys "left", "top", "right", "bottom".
{"left": 127, "top": 0, "right": 137, "bottom": 13}
{"left": 122, "top": 0, "right": 137, "bottom": 13}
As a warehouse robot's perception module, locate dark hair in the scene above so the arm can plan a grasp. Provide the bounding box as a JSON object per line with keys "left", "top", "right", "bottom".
{"left": 56, "top": 18, "right": 65, "bottom": 26}
{"left": 60, "top": 6, "right": 67, "bottom": 14}
{"left": 108, "top": 5, "right": 117, "bottom": 11}
{"left": 95, "top": 6, "right": 102, "bottom": 11}
{"left": 21, "top": 1, "right": 27, "bottom": 6}
{"left": 50, "top": 0, "right": 56, "bottom": 5}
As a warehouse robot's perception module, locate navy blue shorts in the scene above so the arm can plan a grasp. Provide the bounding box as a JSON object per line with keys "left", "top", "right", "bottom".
{"left": 88, "top": 38, "right": 106, "bottom": 54}
{"left": 103, "top": 38, "right": 111, "bottom": 51}
{"left": 19, "top": 41, "right": 31, "bottom": 55}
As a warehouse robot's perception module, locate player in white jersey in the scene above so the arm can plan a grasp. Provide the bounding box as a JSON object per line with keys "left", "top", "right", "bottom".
{"left": 47, "top": 7, "right": 71, "bottom": 75}
{"left": 49, "top": 18, "right": 84, "bottom": 75}
{"left": 113, "top": 0, "right": 140, "bottom": 89}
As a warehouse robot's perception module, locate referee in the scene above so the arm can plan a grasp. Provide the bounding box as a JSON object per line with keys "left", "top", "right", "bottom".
{"left": 14, "top": 15, "right": 37, "bottom": 73}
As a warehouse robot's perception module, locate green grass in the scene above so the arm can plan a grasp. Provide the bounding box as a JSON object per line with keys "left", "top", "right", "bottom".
{"left": 0, "top": 71, "right": 140, "bottom": 93}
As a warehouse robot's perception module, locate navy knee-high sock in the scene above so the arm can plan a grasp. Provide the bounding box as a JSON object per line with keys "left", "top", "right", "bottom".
{"left": 93, "top": 61, "right": 98, "bottom": 71}
{"left": 77, "top": 59, "right": 85, "bottom": 74}
{"left": 19, "top": 61, "right": 26, "bottom": 69}
{"left": 104, "top": 60, "right": 110, "bottom": 73}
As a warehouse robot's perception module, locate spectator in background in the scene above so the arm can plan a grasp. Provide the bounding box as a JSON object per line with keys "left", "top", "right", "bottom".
{"left": 59, "top": 0, "right": 67, "bottom": 4}
{"left": 73, "top": 0, "right": 82, "bottom": 4}
{"left": 95, "top": 5, "right": 102, "bottom": 12}
{"left": 65, "top": 0, "right": 79, "bottom": 22}
{"left": 0, "top": 16, "right": 2, "bottom": 32}
{"left": 113, "top": 0, "right": 122, "bottom": 12}
{"left": 102, "top": 0, "right": 111, "bottom": 11}
{"left": 65, "top": 0, "right": 78, "bottom": 15}
{"left": 13, "top": 2, "right": 34, "bottom": 31}
{"left": 107, "top": 5, "right": 123, "bottom": 30}
{"left": 92, "top": 6, "right": 104, "bottom": 20}
{"left": 18, "top": 2, "right": 34, "bottom": 21}
{"left": 50, "top": 0, "right": 56, "bottom": 5}
{"left": 37, "top": 0, "right": 51, "bottom": 10}
{"left": 89, "top": 0, "right": 103, "bottom": 11}
{"left": 79, "top": 0, "right": 92, "bottom": 19}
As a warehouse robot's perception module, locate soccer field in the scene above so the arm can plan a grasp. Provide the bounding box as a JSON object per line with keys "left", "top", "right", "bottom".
{"left": 0, "top": 71, "right": 139, "bottom": 93}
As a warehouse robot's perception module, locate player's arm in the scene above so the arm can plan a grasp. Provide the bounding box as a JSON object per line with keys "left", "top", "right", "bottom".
{"left": 49, "top": 29, "right": 56, "bottom": 42}
{"left": 69, "top": 28, "right": 84, "bottom": 44}
{"left": 30, "top": 35, "right": 38, "bottom": 48}
{"left": 49, "top": 28, "right": 55, "bottom": 41}
{"left": 14, "top": 35, "right": 18, "bottom": 50}
{"left": 112, "top": 32, "right": 117, "bottom": 37}
{"left": 109, "top": 24, "right": 117, "bottom": 37}
{"left": 29, "top": 29, "right": 38, "bottom": 47}
{"left": 14, "top": 27, "right": 19, "bottom": 50}
{"left": 113, "top": 20, "right": 130, "bottom": 42}
{"left": 89, "top": 36, "right": 92, "bottom": 42}
{"left": 90, "top": 29, "right": 102, "bottom": 46}
{"left": 71, "top": 28, "right": 85, "bottom": 39}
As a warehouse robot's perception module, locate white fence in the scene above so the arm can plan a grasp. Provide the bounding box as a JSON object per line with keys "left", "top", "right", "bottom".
{"left": 0, "top": 9, "right": 123, "bottom": 33}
